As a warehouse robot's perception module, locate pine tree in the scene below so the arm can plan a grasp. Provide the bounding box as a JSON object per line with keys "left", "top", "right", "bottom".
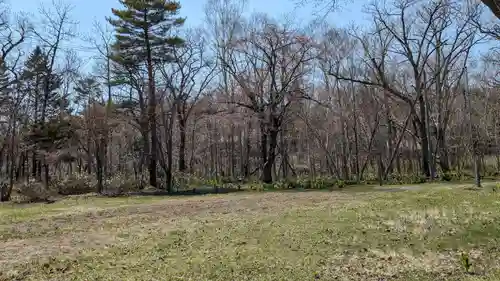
{"left": 21, "top": 46, "right": 62, "bottom": 180}
{"left": 21, "top": 46, "right": 62, "bottom": 124}
{"left": 74, "top": 77, "right": 103, "bottom": 107}
{"left": 107, "top": 0, "right": 184, "bottom": 189}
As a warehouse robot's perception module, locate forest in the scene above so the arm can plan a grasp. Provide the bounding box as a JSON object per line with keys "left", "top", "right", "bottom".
{"left": 0, "top": 0, "right": 498, "bottom": 202}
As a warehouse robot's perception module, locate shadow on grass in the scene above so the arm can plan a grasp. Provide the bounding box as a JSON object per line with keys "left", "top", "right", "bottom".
{"left": 119, "top": 184, "right": 404, "bottom": 198}
{"left": 124, "top": 186, "right": 246, "bottom": 197}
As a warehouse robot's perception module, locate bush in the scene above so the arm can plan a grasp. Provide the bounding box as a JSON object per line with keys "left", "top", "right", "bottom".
{"left": 335, "top": 180, "right": 346, "bottom": 189}
{"left": 222, "top": 182, "right": 240, "bottom": 190}
{"left": 440, "top": 172, "right": 453, "bottom": 182}
{"left": 248, "top": 182, "right": 265, "bottom": 191}
{"left": 220, "top": 176, "right": 237, "bottom": 184}
{"left": 52, "top": 173, "right": 96, "bottom": 195}
{"left": 246, "top": 177, "right": 353, "bottom": 191}
{"left": 272, "top": 180, "right": 289, "bottom": 190}
{"left": 439, "top": 171, "right": 472, "bottom": 182}
{"left": 105, "top": 173, "right": 143, "bottom": 195}
{"left": 279, "top": 177, "right": 339, "bottom": 190}
{"left": 13, "top": 180, "right": 53, "bottom": 203}
{"left": 344, "top": 180, "right": 359, "bottom": 186}
{"left": 386, "top": 173, "right": 427, "bottom": 185}
{"left": 173, "top": 172, "right": 205, "bottom": 190}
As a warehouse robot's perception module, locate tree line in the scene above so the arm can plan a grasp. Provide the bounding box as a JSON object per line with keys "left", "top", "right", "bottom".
{"left": 0, "top": 0, "right": 498, "bottom": 201}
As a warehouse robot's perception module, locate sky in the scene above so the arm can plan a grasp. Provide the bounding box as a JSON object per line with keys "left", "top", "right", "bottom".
{"left": 10, "top": 0, "right": 366, "bottom": 29}
{"left": 6, "top": 0, "right": 496, "bottom": 74}
{"left": 7, "top": 0, "right": 366, "bottom": 72}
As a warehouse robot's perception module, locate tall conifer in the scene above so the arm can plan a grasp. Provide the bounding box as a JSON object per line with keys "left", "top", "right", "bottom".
{"left": 107, "top": 0, "right": 184, "bottom": 188}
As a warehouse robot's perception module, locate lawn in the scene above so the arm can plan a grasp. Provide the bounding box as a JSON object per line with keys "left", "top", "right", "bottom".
{"left": 1, "top": 183, "right": 500, "bottom": 280}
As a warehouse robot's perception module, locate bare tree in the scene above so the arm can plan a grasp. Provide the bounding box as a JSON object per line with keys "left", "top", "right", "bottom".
{"left": 223, "top": 15, "right": 316, "bottom": 183}
{"left": 327, "top": 0, "right": 482, "bottom": 178}
{"left": 159, "top": 28, "right": 216, "bottom": 191}
{"left": 205, "top": 0, "right": 247, "bottom": 179}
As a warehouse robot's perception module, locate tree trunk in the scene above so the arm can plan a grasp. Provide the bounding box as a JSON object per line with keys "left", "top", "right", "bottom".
{"left": 87, "top": 136, "right": 92, "bottom": 174}
{"left": 341, "top": 121, "right": 349, "bottom": 179}
{"left": 189, "top": 119, "right": 197, "bottom": 174}
{"left": 96, "top": 143, "right": 104, "bottom": 194}
{"left": 352, "top": 94, "right": 360, "bottom": 182}
{"left": 244, "top": 122, "right": 251, "bottom": 178}
{"left": 262, "top": 128, "right": 278, "bottom": 184}
{"left": 145, "top": 33, "right": 157, "bottom": 188}
{"left": 230, "top": 123, "right": 235, "bottom": 178}
{"left": 417, "top": 95, "right": 431, "bottom": 177}
{"left": 177, "top": 106, "right": 187, "bottom": 172}
{"left": 281, "top": 130, "right": 288, "bottom": 179}
{"left": 140, "top": 127, "right": 149, "bottom": 185}
{"left": 377, "top": 152, "right": 384, "bottom": 186}
{"left": 166, "top": 115, "right": 174, "bottom": 193}
{"left": 1, "top": 118, "right": 16, "bottom": 202}
{"left": 260, "top": 119, "right": 268, "bottom": 182}
{"left": 437, "top": 128, "right": 450, "bottom": 173}
{"left": 43, "top": 160, "right": 50, "bottom": 190}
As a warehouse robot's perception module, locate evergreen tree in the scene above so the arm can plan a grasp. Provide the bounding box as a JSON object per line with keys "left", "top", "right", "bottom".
{"left": 74, "top": 77, "right": 103, "bottom": 108}
{"left": 21, "top": 46, "right": 62, "bottom": 124}
{"left": 21, "top": 46, "right": 62, "bottom": 179}
{"left": 107, "top": 0, "right": 184, "bottom": 189}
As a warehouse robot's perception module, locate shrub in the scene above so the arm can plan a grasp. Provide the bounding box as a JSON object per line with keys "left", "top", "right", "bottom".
{"left": 52, "top": 173, "right": 96, "bottom": 195}
{"left": 439, "top": 171, "right": 472, "bottom": 182}
{"left": 272, "top": 180, "right": 290, "bottom": 190}
{"left": 220, "top": 176, "right": 237, "bottom": 184}
{"left": 263, "top": 183, "right": 274, "bottom": 190}
{"left": 335, "top": 180, "right": 346, "bottom": 189}
{"left": 173, "top": 172, "right": 205, "bottom": 190}
{"left": 105, "top": 173, "right": 143, "bottom": 195}
{"left": 386, "top": 173, "right": 427, "bottom": 185}
{"left": 285, "top": 178, "right": 302, "bottom": 189}
{"left": 312, "top": 177, "right": 337, "bottom": 189}
{"left": 460, "top": 252, "right": 472, "bottom": 273}
{"left": 282, "top": 177, "right": 338, "bottom": 190}
{"left": 206, "top": 178, "right": 221, "bottom": 188}
{"left": 13, "top": 180, "right": 53, "bottom": 203}
{"left": 222, "top": 182, "right": 240, "bottom": 190}
{"left": 482, "top": 166, "right": 498, "bottom": 177}
{"left": 248, "top": 182, "right": 265, "bottom": 191}
{"left": 440, "top": 172, "right": 453, "bottom": 182}
{"left": 344, "top": 180, "right": 359, "bottom": 186}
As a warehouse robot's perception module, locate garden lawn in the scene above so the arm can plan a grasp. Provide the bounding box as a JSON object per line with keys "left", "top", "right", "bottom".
{"left": 1, "top": 183, "right": 500, "bottom": 280}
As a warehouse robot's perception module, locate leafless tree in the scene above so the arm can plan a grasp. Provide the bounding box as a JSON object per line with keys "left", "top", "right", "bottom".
{"left": 223, "top": 15, "right": 316, "bottom": 182}
{"left": 158, "top": 28, "right": 216, "bottom": 190}
{"left": 327, "top": 0, "right": 482, "bottom": 179}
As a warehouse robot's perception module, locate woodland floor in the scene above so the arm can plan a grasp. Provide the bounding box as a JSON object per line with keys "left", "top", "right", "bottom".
{"left": 1, "top": 183, "right": 500, "bottom": 280}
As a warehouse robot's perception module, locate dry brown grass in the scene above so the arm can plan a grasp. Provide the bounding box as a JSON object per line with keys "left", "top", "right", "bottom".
{"left": 1, "top": 185, "right": 499, "bottom": 280}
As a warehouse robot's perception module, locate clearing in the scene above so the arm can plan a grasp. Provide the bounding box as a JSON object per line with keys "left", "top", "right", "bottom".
{"left": 1, "top": 183, "right": 500, "bottom": 280}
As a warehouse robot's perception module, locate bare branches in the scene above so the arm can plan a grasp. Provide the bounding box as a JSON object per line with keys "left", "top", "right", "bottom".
{"left": 0, "top": 4, "right": 30, "bottom": 64}
{"left": 222, "top": 16, "right": 315, "bottom": 118}
{"left": 33, "top": 0, "right": 77, "bottom": 55}
{"left": 159, "top": 28, "right": 217, "bottom": 111}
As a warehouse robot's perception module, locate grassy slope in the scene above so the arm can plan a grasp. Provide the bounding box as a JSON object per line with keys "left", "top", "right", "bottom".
{"left": 1, "top": 184, "right": 500, "bottom": 281}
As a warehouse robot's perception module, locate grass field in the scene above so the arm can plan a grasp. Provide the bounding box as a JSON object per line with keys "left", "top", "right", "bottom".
{"left": 1, "top": 183, "right": 500, "bottom": 280}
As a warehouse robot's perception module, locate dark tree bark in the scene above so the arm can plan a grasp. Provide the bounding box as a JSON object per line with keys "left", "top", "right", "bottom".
{"left": 482, "top": 0, "right": 500, "bottom": 19}
{"left": 177, "top": 107, "right": 187, "bottom": 172}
